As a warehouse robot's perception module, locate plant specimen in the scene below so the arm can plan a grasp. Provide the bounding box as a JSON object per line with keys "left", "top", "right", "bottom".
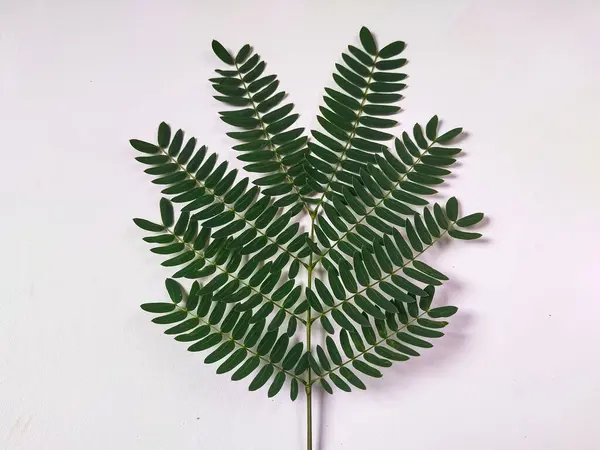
{"left": 130, "top": 26, "right": 484, "bottom": 450}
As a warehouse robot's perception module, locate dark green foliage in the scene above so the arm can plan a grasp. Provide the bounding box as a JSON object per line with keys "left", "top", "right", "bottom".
{"left": 131, "top": 26, "right": 485, "bottom": 399}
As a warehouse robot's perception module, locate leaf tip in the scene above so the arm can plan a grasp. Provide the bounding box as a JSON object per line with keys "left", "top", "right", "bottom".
{"left": 212, "top": 39, "right": 234, "bottom": 65}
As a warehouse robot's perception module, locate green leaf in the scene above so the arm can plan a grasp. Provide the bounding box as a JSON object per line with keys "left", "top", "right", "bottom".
{"left": 294, "top": 353, "right": 309, "bottom": 375}
{"left": 372, "top": 72, "right": 407, "bottom": 82}
{"left": 374, "top": 346, "right": 409, "bottom": 362}
{"left": 359, "top": 26, "right": 377, "bottom": 55}
{"left": 445, "top": 197, "right": 459, "bottom": 221}
{"left": 366, "top": 93, "right": 401, "bottom": 103}
{"left": 407, "top": 325, "right": 444, "bottom": 339}
{"left": 165, "top": 278, "right": 183, "bottom": 303}
{"left": 200, "top": 273, "right": 229, "bottom": 294}
{"left": 433, "top": 203, "right": 449, "bottom": 229}
{"left": 370, "top": 82, "right": 406, "bottom": 93}
{"left": 412, "top": 261, "right": 448, "bottom": 281}
{"left": 133, "top": 218, "right": 164, "bottom": 232}
{"left": 320, "top": 316, "right": 334, "bottom": 334}
{"left": 306, "top": 287, "right": 324, "bottom": 312}
{"left": 130, "top": 139, "right": 160, "bottom": 154}
{"left": 136, "top": 155, "right": 169, "bottom": 165}
{"left": 235, "top": 44, "right": 251, "bottom": 64}
{"left": 238, "top": 54, "right": 259, "bottom": 73}
{"left": 152, "top": 310, "right": 187, "bottom": 324}
{"left": 379, "top": 41, "right": 406, "bottom": 58}
{"left": 366, "top": 288, "right": 398, "bottom": 313}
{"left": 328, "top": 269, "right": 346, "bottom": 300}
{"left": 364, "top": 353, "right": 391, "bottom": 367}
{"left": 356, "top": 127, "right": 393, "bottom": 141}
{"left": 405, "top": 221, "right": 423, "bottom": 252}
{"left": 290, "top": 379, "right": 299, "bottom": 401}
{"left": 355, "top": 294, "right": 385, "bottom": 319}
{"left": 414, "top": 215, "right": 432, "bottom": 245}
{"left": 364, "top": 104, "right": 400, "bottom": 116}
{"left": 205, "top": 341, "right": 235, "bottom": 363}
{"left": 352, "top": 253, "right": 370, "bottom": 287}
{"left": 382, "top": 235, "right": 403, "bottom": 266}
{"left": 268, "top": 372, "right": 286, "bottom": 397}
{"left": 449, "top": 230, "right": 482, "bottom": 240}
{"left": 215, "top": 96, "right": 250, "bottom": 107}
{"left": 436, "top": 127, "right": 462, "bottom": 143}
{"left": 343, "top": 303, "right": 371, "bottom": 327}
{"left": 341, "top": 53, "right": 370, "bottom": 77}
{"left": 352, "top": 360, "right": 382, "bottom": 378}
{"left": 315, "top": 279, "right": 335, "bottom": 307}
{"left": 317, "top": 345, "right": 333, "bottom": 371}
{"left": 175, "top": 325, "right": 211, "bottom": 342}
{"left": 333, "top": 74, "right": 363, "bottom": 98}
{"left": 232, "top": 356, "right": 260, "bottom": 381}
{"left": 456, "top": 213, "right": 484, "bottom": 227}
{"left": 348, "top": 45, "right": 373, "bottom": 66}
{"left": 331, "top": 309, "right": 356, "bottom": 332}
{"left": 428, "top": 306, "right": 458, "bottom": 318}
{"left": 336, "top": 63, "right": 367, "bottom": 88}
{"left": 390, "top": 274, "right": 427, "bottom": 297}
{"left": 426, "top": 115, "right": 438, "bottom": 140}
{"left": 339, "top": 367, "right": 366, "bottom": 390}
{"left": 282, "top": 343, "right": 304, "bottom": 370}
{"left": 422, "top": 208, "right": 441, "bottom": 238}
{"left": 413, "top": 123, "right": 428, "bottom": 149}
{"left": 417, "top": 318, "right": 448, "bottom": 329}
{"left": 173, "top": 212, "right": 190, "bottom": 236}
{"left": 387, "top": 339, "right": 420, "bottom": 356}
{"left": 325, "top": 336, "right": 342, "bottom": 365}
{"left": 141, "top": 303, "right": 176, "bottom": 313}
{"left": 257, "top": 331, "right": 278, "bottom": 355}
{"left": 361, "top": 248, "right": 381, "bottom": 280}
{"left": 330, "top": 373, "right": 351, "bottom": 392}
{"left": 321, "top": 379, "right": 333, "bottom": 394}
{"left": 375, "top": 58, "right": 407, "bottom": 70}
{"left": 270, "top": 334, "right": 290, "bottom": 363}
{"left": 187, "top": 333, "right": 222, "bottom": 352}
{"left": 158, "top": 122, "right": 171, "bottom": 148}
{"left": 159, "top": 198, "right": 174, "bottom": 227}
{"left": 203, "top": 211, "right": 234, "bottom": 228}
{"left": 217, "top": 348, "right": 247, "bottom": 374}
{"left": 244, "top": 61, "right": 266, "bottom": 83}
{"left": 212, "top": 40, "right": 234, "bottom": 65}
{"left": 396, "top": 332, "right": 432, "bottom": 348}
{"left": 338, "top": 261, "right": 357, "bottom": 293}
{"left": 402, "top": 131, "right": 421, "bottom": 157}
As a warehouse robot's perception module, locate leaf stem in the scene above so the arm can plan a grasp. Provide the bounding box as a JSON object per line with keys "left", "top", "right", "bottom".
{"left": 305, "top": 212, "right": 316, "bottom": 450}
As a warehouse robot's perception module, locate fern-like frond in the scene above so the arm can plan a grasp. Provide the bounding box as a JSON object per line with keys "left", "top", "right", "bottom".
{"left": 130, "top": 26, "right": 487, "bottom": 404}
{"left": 130, "top": 122, "right": 310, "bottom": 268}
{"left": 134, "top": 199, "right": 312, "bottom": 327}
{"left": 305, "top": 27, "right": 408, "bottom": 206}
{"left": 308, "top": 286, "right": 458, "bottom": 393}
{"left": 310, "top": 199, "right": 482, "bottom": 334}
{"left": 141, "top": 279, "right": 307, "bottom": 398}
{"left": 210, "top": 41, "right": 311, "bottom": 209}
{"left": 311, "top": 116, "right": 463, "bottom": 268}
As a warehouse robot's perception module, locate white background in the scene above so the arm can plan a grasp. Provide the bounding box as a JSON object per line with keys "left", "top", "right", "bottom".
{"left": 2, "top": 0, "right": 600, "bottom": 449}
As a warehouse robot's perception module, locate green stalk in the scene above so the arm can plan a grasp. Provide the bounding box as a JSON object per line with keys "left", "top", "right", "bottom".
{"left": 305, "top": 213, "right": 316, "bottom": 450}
